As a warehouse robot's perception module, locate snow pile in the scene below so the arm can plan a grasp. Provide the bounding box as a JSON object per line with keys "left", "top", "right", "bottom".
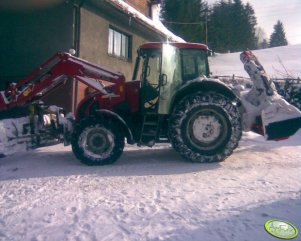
{"left": 0, "top": 117, "right": 31, "bottom": 156}
{"left": 107, "top": 0, "right": 185, "bottom": 42}
{"left": 209, "top": 44, "right": 301, "bottom": 78}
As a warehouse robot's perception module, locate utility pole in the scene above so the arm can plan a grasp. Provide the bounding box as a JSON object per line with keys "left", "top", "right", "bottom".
{"left": 205, "top": 11, "right": 208, "bottom": 45}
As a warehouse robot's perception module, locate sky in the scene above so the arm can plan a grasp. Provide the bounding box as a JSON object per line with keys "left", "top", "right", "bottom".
{"left": 207, "top": 0, "right": 301, "bottom": 45}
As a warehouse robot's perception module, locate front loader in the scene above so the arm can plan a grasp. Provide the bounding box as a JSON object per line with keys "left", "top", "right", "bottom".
{"left": 0, "top": 42, "right": 300, "bottom": 165}
{"left": 0, "top": 52, "right": 126, "bottom": 157}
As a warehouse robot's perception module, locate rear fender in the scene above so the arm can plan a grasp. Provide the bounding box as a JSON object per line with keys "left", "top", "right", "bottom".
{"left": 95, "top": 109, "right": 134, "bottom": 144}
{"left": 170, "top": 78, "right": 240, "bottom": 114}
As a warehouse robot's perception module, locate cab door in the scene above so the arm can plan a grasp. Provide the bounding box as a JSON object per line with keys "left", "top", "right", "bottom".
{"left": 158, "top": 44, "right": 181, "bottom": 114}
{"left": 140, "top": 49, "right": 162, "bottom": 111}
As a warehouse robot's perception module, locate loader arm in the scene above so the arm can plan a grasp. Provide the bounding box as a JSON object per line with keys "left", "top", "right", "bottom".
{"left": 0, "top": 53, "right": 125, "bottom": 110}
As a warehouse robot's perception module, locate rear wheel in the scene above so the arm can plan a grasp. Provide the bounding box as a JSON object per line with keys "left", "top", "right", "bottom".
{"left": 71, "top": 117, "right": 124, "bottom": 165}
{"left": 169, "top": 92, "right": 242, "bottom": 163}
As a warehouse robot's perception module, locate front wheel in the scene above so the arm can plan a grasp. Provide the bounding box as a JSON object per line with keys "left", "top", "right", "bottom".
{"left": 169, "top": 92, "right": 242, "bottom": 163}
{"left": 71, "top": 117, "right": 125, "bottom": 165}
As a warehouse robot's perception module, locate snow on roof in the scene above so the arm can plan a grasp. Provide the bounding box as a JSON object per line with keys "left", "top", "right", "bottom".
{"left": 106, "top": 0, "right": 185, "bottom": 43}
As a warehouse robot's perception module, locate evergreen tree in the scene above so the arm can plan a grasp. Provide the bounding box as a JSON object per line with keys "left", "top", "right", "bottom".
{"left": 208, "top": 0, "right": 258, "bottom": 52}
{"left": 231, "top": 0, "right": 245, "bottom": 50}
{"left": 269, "top": 20, "right": 288, "bottom": 47}
{"left": 243, "top": 3, "right": 257, "bottom": 49}
{"left": 161, "top": 0, "right": 208, "bottom": 43}
{"left": 208, "top": 0, "right": 233, "bottom": 52}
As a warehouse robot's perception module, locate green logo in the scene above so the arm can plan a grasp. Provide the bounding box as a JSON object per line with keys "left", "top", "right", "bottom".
{"left": 265, "top": 219, "right": 298, "bottom": 239}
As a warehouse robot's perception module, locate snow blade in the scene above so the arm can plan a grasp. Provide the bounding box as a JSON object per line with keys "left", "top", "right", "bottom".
{"left": 240, "top": 50, "right": 301, "bottom": 140}
{"left": 261, "top": 98, "right": 301, "bottom": 140}
{"left": 265, "top": 117, "right": 301, "bottom": 140}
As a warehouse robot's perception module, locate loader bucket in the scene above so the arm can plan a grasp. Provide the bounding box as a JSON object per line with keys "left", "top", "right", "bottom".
{"left": 265, "top": 117, "right": 301, "bottom": 140}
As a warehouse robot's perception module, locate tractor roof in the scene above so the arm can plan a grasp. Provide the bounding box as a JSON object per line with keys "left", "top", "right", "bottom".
{"left": 139, "top": 42, "right": 208, "bottom": 50}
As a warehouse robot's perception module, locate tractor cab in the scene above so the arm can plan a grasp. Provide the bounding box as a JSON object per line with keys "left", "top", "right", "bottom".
{"left": 130, "top": 42, "right": 211, "bottom": 145}
{"left": 133, "top": 42, "right": 210, "bottom": 115}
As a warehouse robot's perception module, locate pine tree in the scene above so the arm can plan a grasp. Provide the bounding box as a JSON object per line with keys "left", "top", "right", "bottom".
{"left": 207, "top": 1, "right": 230, "bottom": 52}
{"left": 269, "top": 20, "right": 288, "bottom": 47}
{"left": 161, "top": 0, "right": 208, "bottom": 43}
{"left": 243, "top": 3, "right": 257, "bottom": 49}
{"left": 208, "top": 0, "right": 258, "bottom": 52}
{"left": 231, "top": 0, "right": 245, "bottom": 50}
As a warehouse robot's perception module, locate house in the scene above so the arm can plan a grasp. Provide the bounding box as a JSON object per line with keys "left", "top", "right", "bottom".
{"left": 0, "top": 0, "right": 184, "bottom": 112}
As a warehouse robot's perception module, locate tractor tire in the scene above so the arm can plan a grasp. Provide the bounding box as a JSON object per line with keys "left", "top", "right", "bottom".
{"left": 169, "top": 92, "right": 242, "bottom": 163}
{"left": 71, "top": 117, "right": 125, "bottom": 165}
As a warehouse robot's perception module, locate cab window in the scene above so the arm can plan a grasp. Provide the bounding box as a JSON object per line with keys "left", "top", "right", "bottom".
{"left": 181, "top": 49, "right": 208, "bottom": 81}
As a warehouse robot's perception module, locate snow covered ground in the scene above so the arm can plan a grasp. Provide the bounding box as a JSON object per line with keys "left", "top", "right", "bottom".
{"left": 0, "top": 131, "right": 300, "bottom": 241}
{"left": 1, "top": 45, "right": 301, "bottom": 241}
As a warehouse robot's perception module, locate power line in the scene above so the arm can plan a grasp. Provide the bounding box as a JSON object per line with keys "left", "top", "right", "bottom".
{"left": 162, "top": 20, "right": 206, "bottom": 25}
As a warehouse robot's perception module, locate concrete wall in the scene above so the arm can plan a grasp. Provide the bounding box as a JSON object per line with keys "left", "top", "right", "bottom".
{"left": 77, "top": 7, "right": 148, "bottom": 104}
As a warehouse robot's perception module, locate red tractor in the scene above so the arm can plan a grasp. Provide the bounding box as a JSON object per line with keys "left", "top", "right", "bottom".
{"left": 71, "top": 42, "right": 242, "bottom": 165}
{"left": 0, "top": 42, "right": 300, "bottom": 165}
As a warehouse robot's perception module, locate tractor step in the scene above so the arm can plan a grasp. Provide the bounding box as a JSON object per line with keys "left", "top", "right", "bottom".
{"left": 139, "top": 111, "right": 161, "bottom": 145}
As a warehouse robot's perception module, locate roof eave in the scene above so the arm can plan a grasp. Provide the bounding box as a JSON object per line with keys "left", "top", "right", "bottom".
{"left": 104, "top": 0, "right": 185, "bottom": 43}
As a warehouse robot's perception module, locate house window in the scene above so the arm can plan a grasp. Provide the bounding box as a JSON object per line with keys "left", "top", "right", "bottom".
{"left": 108, "top": 27, "right": 131, "bottom": 60}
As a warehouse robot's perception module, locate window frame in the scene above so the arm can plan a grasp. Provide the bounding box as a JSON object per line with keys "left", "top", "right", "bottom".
{"left": 108, "top": 26, "right": 132, "bottom": 61}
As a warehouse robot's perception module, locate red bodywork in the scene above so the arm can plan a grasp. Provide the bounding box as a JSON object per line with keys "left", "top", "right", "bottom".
{"left": 0, "top": 52, "right": 132, "bottom": 118}
{"left": 76, "top": 79, "right": 141, "bottom": 118}
{"left": 74, "top": 42, "right": 209, "bottom": 118}
{"left": 0, "top": 42, "right": 209, "bottom": 119}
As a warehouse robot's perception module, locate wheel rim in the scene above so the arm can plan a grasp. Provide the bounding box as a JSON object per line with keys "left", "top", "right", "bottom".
{"left": 186, "top": 108, "right": 229, "bottom": 151}
{"left": 78, "top": 126, "right": 114, "bottom": 159}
